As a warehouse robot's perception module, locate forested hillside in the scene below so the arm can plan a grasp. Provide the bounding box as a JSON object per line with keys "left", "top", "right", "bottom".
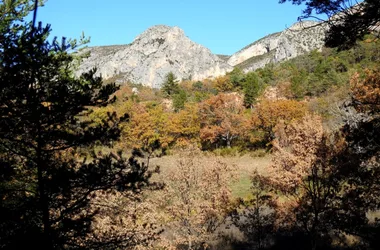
{"left": 91, "top": 37, "right": 379, "bottom": 153}
{"left": 1, "top": 0, "right": 379, "bottom": 250}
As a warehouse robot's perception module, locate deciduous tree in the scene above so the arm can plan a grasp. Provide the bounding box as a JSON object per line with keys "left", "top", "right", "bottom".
{"left": 167, "top": 104, "right": 200, "bottom": 148}
{"left": 161, "top": 149, "right": 237, "bottom": 249}
{"left": 250, "top": 99, "right": 308, "bottom": 146}
{"left": 199, "top": 93, "right": 249, "bottom": 148}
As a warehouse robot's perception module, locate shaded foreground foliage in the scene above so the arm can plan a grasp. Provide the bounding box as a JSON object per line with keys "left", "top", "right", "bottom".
{"left": 0, "top": 1, "right": 161, "bottom": 249}
{"left": 231, "top": 68, "right": 380, "bottom": 250}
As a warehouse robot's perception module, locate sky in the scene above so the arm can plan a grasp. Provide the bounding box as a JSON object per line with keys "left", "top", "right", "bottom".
{"left": 32, "top": 0, "right": 314, "bottom": 55}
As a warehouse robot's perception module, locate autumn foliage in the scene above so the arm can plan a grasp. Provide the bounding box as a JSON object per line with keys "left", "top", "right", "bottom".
{"left": 350, "top": 68, "right": 380, "bottom": 114}
{"left": 199, "top": 93, "right": 249, "bottom": 148}
{"left": 160, "top": 149, "right": 237, "bottom": 249}
{"left": 167, "top": 104, "right": 200, "bottom": 148}
{"left": 250, "top": 99, "right": 308, "bottom": 145}
{"left": 268, "top": 113, "right": 324, "bottom": 194}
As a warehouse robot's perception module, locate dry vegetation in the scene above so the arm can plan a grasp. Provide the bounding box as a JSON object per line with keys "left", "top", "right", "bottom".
{"left": 2, "top": 1, "right": 380, "bottom": 247}
{"left": 75, "top": 38, "right": 380, "bottom": 249}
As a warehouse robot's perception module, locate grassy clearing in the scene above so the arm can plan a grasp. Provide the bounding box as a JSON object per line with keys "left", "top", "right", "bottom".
{"left": 150, "top": 152, "right": 272, "bottom": 199}
{"left": 231, "top": 174, "right": 253, "bottom": 199}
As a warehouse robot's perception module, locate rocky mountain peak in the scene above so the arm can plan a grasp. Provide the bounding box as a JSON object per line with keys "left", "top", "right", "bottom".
{"left": 76, "top": 21, "right": 327, "bottom": 88}
{"left": 133, "top": 25, "right": 184, "bottom": 43}
{"left": 76, "top": 25, "right": 232, "bottom": 88}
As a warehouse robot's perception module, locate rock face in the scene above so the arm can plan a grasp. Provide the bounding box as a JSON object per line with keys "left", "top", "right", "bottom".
{"left": 227, "top": 21, "right": 327, "bottom": 71}
{"left": 76, "top": 25, "right": 232, "bottom": 88}
{"left": 76, "top": 21, "right": 327, "bottom": 88}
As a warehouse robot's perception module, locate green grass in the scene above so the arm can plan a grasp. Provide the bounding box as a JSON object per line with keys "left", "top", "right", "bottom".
{"left": 231, "top": 173, "right": 253, "bottom": 199}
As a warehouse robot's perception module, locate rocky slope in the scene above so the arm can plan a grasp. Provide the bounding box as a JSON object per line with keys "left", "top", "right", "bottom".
{"left": 76, "top": 21, "right": 327, "bottom": 88}
{"left": 228, "top": 21, "right": 327, "bottom": 71}
{"left": 76, "top": 25, "right": 232, "bottom": 88}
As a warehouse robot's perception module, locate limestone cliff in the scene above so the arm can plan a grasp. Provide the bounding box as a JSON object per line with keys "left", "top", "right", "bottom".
{"left": 228, "top": 21, "right": 327, "bottom": 71}
{"left": 76, "top": 25, "right": 232, "bottom": 88}
{"left": 76, "top": 21, "right": 327, "bottom": 88}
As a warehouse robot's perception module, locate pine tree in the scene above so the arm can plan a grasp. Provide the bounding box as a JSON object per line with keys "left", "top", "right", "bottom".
{"left": 161, "top": 72, "right": 179, "bottom": 97}
{"left": 0, "top": 2, "right": 159, "bottom": 249}
{"left": 243, "top": 72, "right": 262, "bottom": 109}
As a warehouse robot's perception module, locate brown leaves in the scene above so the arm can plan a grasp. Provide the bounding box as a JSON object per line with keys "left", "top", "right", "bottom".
{"left": 269, "top": 113, "right": 324, "bottom": 194}
{"left": 350, "top": 68, "right": 380, "bottom": 114}
{"left": 160, "top": 149, "right": 237, "bottom": 248}
{"left": 89, "top": 190, "right": 162, "bottom": 249}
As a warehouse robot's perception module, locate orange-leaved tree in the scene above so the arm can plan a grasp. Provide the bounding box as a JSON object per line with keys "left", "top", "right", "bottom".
{"left": 199, "top": 93, "right": 249, "bottom": 148}
{"left": 266, "top": 113, "right": 347, "bottom": 249}
{"left": 250, "top": 99, "right": 308, "bottom": 146}
{"left": 268, "top": 113, "right": 324, "bottom": 194}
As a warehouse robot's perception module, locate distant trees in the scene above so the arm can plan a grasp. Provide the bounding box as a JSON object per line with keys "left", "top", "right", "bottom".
{"left": 0, "top": 2, "right": 159, "bottom": 248}
{"left": 279, "top": 0, "right": 380, "bottom": 49}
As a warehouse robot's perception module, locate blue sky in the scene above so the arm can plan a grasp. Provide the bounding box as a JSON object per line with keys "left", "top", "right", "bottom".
{"left": 33, "top": 0, "right": 313, "bottom": 55}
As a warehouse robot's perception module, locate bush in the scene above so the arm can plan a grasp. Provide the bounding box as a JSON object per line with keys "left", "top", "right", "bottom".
{"left": 213, "top": 146, "right": 242, "bottom": 156}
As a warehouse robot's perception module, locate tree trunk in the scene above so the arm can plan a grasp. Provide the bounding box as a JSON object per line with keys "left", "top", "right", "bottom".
{"left": 37, "top": 158, "right": 53, "bottom": 248}
{"left": 37, "top": 131, "right": 53, "bottom": 248}
{"left": 226, "top": 139, "right": 231, "bottom": 148}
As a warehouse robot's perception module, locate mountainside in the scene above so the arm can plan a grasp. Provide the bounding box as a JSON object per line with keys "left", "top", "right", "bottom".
{"left": 228, "top": 21, "right": 327, "bottom": 71}
{"left": 76, "top": 21, "right": 327, "bottom": 88}
{"left": 76, "top": 25, "right": 232, "bottom": 88}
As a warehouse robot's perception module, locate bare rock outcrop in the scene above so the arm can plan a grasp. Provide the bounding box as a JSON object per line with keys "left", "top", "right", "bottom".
{"left": 76, "top": 25, "right": 232, "bottom": 88}
{"left": 228, "top": 21, "right": 327, "bottom": 71}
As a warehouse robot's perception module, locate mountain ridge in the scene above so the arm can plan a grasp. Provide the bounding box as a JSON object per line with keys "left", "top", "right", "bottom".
{"left": 76, "top": 21, "right": 327, "bottom": 88}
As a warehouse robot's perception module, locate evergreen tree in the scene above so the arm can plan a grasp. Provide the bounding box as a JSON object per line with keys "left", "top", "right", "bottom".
{"left": 172, "top": 89, "right": 187, "bottom": 112}
{"left": 228, "top": 67, "right": 245, "bottom": 89}
{"left": 0, "top": 2, "right": 159, "bottom": 249}
{"left": 161, "top": 72, "right": 179, "bottom": 97}
{"left": 243, "top": 72, "right": 262, "bottom": 108}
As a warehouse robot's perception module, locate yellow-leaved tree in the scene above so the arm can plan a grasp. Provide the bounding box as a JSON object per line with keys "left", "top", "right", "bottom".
{"left": 167, "top": 104, "right": 200, "bottom": 148}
